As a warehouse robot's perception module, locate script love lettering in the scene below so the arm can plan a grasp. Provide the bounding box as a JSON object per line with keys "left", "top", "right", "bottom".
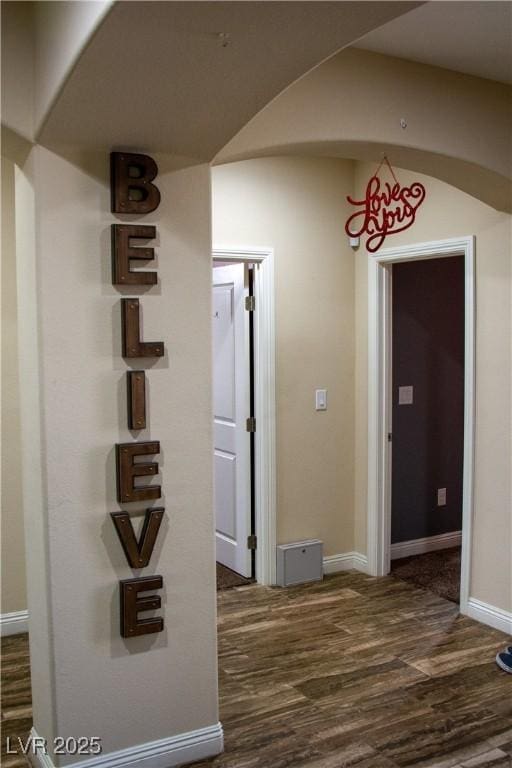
{"left": 345, "top": 176, "right": 426, "bottom": 253}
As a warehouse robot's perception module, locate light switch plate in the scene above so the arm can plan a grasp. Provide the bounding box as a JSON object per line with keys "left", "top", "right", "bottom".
{"left": 398, "top": 385, "right": 414, "bottom": 405}
{"left": 315, "top": 389, "right": 327, "bottom": 411}
{"left": 437, "top": 488, "right": 447, "bottom": 506}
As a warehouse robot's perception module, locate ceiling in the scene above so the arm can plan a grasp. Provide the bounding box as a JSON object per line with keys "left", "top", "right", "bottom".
{"left": 37, "top": 1, "right": 421, "bottom": 160}
{"left": 354, "top": 1, "right": 512, "bottom": 85}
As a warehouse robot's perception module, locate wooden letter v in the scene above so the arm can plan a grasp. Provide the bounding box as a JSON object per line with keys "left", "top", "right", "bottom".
{"left": 111, "top": 508, "right": 164, "bottom": 568}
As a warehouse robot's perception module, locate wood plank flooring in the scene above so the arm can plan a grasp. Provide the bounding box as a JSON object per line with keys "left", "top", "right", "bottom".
{"left": 192, "top": 572, "right": 511, "bottom": 768}
{"left": 217, "top": 563, "right": 253, "bottom": 591}
{"left": 1, "top": 572, "right": 511, "bottom": 768}
{"left": 1, "top": 633, "right": 32, "bottom": 768}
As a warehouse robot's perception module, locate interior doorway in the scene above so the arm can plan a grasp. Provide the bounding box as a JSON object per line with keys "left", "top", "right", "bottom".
{"left": 389, "top": 255, "right": 465, "bottom": 604}
{"left": 367, "top": 236, "right": 475, "bottom": 616}
{"left": 212, "top": 248, "right": 277, "bottom": 587}
{"left": 213, "top": 262, "right": 254, "bottom": 584}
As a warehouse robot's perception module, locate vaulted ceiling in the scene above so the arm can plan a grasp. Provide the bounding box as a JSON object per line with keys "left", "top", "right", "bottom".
{"left": 34, "top": 1, "right": 422, "bottom": 160}
{"left": 355, "top": 1, "right": 512, "bottom": 85}
{"left": 3, "top": 0, "right": 510, "bottom": 187}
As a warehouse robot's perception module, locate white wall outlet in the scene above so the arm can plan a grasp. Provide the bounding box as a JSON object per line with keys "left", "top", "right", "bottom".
{"left": 437, "top": 488, "right": 447, "bottom": 506}
{"left": 315, "top": 389, "right": 327, "bottom": 411}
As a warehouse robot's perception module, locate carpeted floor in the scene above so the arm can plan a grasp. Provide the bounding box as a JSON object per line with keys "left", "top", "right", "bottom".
{"left": 390, "top": 546, "right": 461, "bottom": 603}
{"left": 216, "top": 562, "right": 252, "bottom": 590}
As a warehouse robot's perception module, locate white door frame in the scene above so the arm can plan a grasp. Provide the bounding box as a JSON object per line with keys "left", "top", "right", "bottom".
{"left": 212, "top": 247, "right": 277, "bottom": 585}
{"left": 367, "top": 236, "right": 475, "bottom": 615}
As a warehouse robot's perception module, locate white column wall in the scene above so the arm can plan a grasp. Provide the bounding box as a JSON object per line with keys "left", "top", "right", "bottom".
{"left": 23, "top": 146, "right": 218, "bottom": 762}
{"left": 1, "top": 154, "right": 28, "bottom": 616}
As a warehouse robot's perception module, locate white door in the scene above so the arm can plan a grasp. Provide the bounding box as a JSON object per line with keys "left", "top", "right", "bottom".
{"left": 213, "top": 263, "right": 252, "bottom": 577}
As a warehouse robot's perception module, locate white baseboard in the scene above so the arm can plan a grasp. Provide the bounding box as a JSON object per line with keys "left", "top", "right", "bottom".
{"left": 466, "top": 598, "right": 512, "bottom": 635}
{"left": 29, "top": 723, "right": 223, "bottom": 768}
{"left": 0, "top": 610, "right": 29, "bottom": 636}
{"left": 323, "top": 552, "right": 369, "bottom": 575}
{"left": 390, "top": 531, "right": 462, "bottom": 560}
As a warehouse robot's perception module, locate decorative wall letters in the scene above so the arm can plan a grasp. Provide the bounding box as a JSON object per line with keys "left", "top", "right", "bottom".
{"left": 127, "top": 371, "right": 146, "bottom": 430}
{"left": 116, "top": 441, "right": 161, "bottom": 503}
{"left": 110, "top": 152, "right": 165, "bottom": 638}
{"left": 345, "top": 156, "right": 426, "bottom": 253}
{"left": 111, "top": 509, "right": 164, "bottom": 568}
{"left": 111, "top": 153, "right": 161, "bottom": 214}
{"left": 111, "top": 225, "right": 157, "bottom": 286}
{"left": 120, "top": 576, "right": 164, "bottom": 637}
{"left": 121, "top": 298, "right": 164, "bottom": 358}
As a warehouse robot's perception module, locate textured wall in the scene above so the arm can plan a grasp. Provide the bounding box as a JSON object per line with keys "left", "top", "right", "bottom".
{"left": 19, "top": 147, "right": 219, "bottom": 762}
{"left": 6, "top": 153, "right": 511, "bottom": 628}
{"left": 1, "top": 155, "right": 27, "bottom": 615}
{"left": 354, "top": 162, "right": 511, "bottom": 612}
{"left": 214, "top": 156, "right": 511, "bottom": 614}
{"left": 213, "top": 156, "right": 356, "bottom": 556}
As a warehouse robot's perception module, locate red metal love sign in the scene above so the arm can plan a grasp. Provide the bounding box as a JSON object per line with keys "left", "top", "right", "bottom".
{"left": 345, "top": 157, "right": 425, "bottom": 253}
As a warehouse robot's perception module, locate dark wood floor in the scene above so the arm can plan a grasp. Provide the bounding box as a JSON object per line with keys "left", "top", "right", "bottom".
{"left": 2, "top": 572, "right": 511, "bottom": 768}
{"left": 1, "top": 632, "right": 32, "bottom": 768}
{"left": 192, "top": 572, "right": 512, "bottom": 768}
{"left": 217, "top": 562, "right": 253, "bottom": 591}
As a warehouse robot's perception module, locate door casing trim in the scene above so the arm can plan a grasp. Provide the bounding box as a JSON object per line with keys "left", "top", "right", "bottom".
{"left": 367, "top": 236, "right": 475, "bottom": 615}
{"left": 213, "top": 247, "right": 277, "bottom": 585}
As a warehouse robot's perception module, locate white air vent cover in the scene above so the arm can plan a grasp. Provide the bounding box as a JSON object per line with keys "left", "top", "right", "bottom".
{"left": 276, "top": 540, "right": 323, "bottom": 587}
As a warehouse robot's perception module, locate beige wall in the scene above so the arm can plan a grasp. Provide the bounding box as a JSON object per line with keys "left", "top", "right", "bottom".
{"left": 13, "top": 146, "right": 219, "bottom": 761}
{"left": 213, "top": 156, "right": 356, "bottom": 556}
{"left": 4, "top": 152, "right": 511, "bottom": 625}
{"left": 214, "top": 156, "right": 511, "bottom": 615}
{"left": 1, "top": 154, "right": 28, "bottom": 615}
{"left": 353, "top": 162, "right": 512, "bottom": 613}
